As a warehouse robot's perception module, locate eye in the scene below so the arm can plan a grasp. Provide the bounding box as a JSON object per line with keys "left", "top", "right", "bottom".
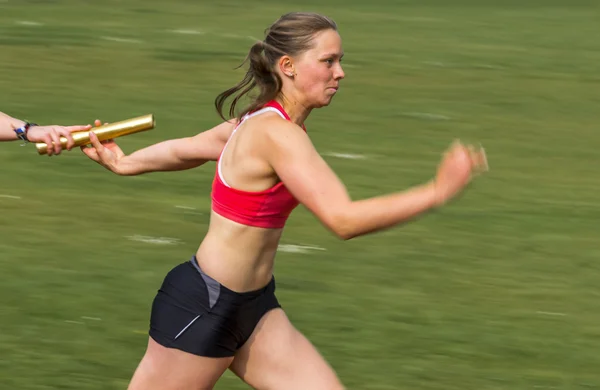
{"left": 324, "top": 58, "right": 334, "bottom": 66}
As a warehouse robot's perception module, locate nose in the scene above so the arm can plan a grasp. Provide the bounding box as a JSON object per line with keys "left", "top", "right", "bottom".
{"left": 335, "top": 62, "right": 345, "bottom": 80}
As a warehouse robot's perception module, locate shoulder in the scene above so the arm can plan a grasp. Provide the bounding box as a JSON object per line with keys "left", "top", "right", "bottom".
{"left": 191, "top": 119, "right": 238, "bottom": 143}
{"left": 213, "top": 119, "right": 238, "bottom": 140}
{"left": 258, "top": 114, "right": 309, "bottom": 145}
{"left": 234, "top": 110, "right": 308, "bottom": 149}
{"left": 248, "top": 117, "right": 317, "bottom": 166}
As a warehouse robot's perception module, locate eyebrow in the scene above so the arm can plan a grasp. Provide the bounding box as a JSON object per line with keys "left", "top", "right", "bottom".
{"left": 321, "top": 52, "right": 344, "bottom": 59}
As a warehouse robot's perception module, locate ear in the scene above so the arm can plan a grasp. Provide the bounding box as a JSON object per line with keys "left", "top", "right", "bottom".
{"left": 278, "top": 55, "right": 296, "bottom": 77}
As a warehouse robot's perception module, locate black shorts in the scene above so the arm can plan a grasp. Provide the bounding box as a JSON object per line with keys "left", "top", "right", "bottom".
{"left": 148, "top": 256, "right": 281, "bottom": 358}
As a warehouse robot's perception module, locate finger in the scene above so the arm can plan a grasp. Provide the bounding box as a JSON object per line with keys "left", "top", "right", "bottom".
{"left": 478, "top": 146, "right": 489, "bottom": 172}
{"left": 448, "top": 139, "right": 467, "bottom": 160}
{"left": 468, "top": 144, "right": 483, "bottom": 168}
{"left": 465, "top": 145, "right": 481, "bottom": 177}
{"left": 443, "top": 140, "right": 459, "bottom": 158}
{"left": 88, "top": 131, "right": 106, "bottom": 156}
{"left": 470, "top": 147, "right": 488, "bottom": 176}
{"left": 80, "top": 145, "right": 99, "bottom": 161}
{"left": 467, "top": 144, "right": 477, "bottom": 165}
{"left": 50, "top": 129, "right": 62, "bottom": 155}
{"left": 58, "top": 128, "right": 75, "bottom": 150}
{"left": 65, "top": 125, "right": 92, "bottom": 133}
{"left": 93, "top": 120, "right": 110, "bottom": 127}
{"left": 451, "top": 138, "right": 463, "bottom": 150}
{"left": 44, "top": 134, "right": 54, "bottom": 156}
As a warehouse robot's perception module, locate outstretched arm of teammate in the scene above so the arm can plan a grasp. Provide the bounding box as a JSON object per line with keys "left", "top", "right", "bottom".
{"left": 265, "top": 119, "right": 488, "bottom": 240}
{"left": 81, "top": 120, "right": 237, "bottom": 175}
{"left": 0, "top": 111, "right": 92, "bottom": 156}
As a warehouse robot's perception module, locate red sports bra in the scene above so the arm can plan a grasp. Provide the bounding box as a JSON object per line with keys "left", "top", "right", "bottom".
{"left": 210, "top": 100, "right": 304, "bottom": 229}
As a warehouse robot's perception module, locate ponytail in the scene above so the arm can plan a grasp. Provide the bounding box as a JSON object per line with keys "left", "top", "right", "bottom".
{"left": 215, "top": 41, "right": 282, "bottom": 121}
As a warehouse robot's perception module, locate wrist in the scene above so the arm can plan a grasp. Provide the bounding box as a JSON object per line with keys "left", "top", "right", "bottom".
{"left": 13, "top": 121, "right": 37, "bottom": 143}
{"left": 426, "top": 179, "right": 444, "bottom": 208}
{"left": 114, "top": 157, "right": 134, "bottom": 176}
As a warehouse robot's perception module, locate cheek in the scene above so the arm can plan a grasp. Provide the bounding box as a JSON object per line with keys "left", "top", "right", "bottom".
{"left": 297, "top": 65, "right": 330, "bottom": 93}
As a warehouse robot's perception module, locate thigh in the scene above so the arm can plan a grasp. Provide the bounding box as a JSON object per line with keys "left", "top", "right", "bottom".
{"left": 229, "top": 309, "right": 345, "bottom": 390}
{"left": 128, "top": 337, "right": 233, "bottom": 390}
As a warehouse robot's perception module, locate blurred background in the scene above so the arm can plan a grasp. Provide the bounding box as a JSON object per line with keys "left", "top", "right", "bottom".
{"left": 1, "top": 0, "right": 599, "bottom": 389}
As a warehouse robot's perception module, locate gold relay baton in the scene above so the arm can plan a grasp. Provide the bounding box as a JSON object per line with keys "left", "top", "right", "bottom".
{"left": 35, "top": 114, "right": 155, "bottom": 155}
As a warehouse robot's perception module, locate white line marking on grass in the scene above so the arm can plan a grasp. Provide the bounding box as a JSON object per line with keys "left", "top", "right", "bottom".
{"left": 169, "top": 29, "right": 205, "bottom": 35}
{"left": 175, "top": 205, "right": 203, "bottom": 215}
{"left": 65, "top": 320, "right": 84, "bottom": 325}
{"left": 323, "top": 152, "right": 367, "bottom": 160}
{"left": 473, "top": 63, "right": 504, "bottom": 70}
{"left": 401, "top": 112, "right": 451, "bottom": 121}
{"left": 0, "top": 194, "right": 21, "bottom": 199}
{"left": 16, "top": 20, "right": 42, "bottom": 26}
{"left": 167, "top": 29, "right": 256, "bottom": 42}
{"left": 100, "top": 36, "right": 142, "bottom": 44}
{"left": 81, "top": 316, "right": 102, "bottom": 321}
{"left": 219, "top": 33, "right": 245, "bottom": 39}
{"left": 126, "top": 235, "right": 181, "bottom": 245}
{"left": 402, "top": 17, "right": 445, "bottom": 22}
{"left": 536, "top": 311, "right": 567, "bottom": 317}
{"left": 278, "top": 244, "right": 326, "bottom": 254}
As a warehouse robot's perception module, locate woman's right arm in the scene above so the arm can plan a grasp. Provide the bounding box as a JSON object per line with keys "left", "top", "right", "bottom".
{"left": 264, "top": 119, "right": 488, "bottom": 240}
{"left": 83, "top": 120, "right": 236, "bottom": 175}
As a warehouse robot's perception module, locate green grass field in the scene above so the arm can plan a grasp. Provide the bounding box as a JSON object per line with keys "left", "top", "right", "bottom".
{"left": 1, "top": 0, "right": 600, "bottom": 388}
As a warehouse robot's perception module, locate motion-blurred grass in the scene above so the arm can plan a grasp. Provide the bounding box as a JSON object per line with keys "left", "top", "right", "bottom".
{"left": 1, "top": 0, "right": 599, "bottom": 388}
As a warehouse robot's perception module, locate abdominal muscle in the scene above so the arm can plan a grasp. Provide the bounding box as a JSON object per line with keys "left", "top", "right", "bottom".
{"left": 194, "top": 112, "right": 292, "bottom": 292}
{"left": 194, "top": 210, "right": 284, "bottom": 292}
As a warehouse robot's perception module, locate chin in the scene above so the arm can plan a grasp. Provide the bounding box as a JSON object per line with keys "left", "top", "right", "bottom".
{"left": 314, "top": 96, "right": 335, "bottom": 109}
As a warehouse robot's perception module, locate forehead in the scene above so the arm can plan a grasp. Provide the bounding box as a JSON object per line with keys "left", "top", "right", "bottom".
{"left": 307, "top": 29, "right": 343, "bottom": 55}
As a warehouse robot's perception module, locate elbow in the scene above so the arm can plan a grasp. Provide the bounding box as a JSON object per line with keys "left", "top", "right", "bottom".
{"left": 334, "top": 224, "right": 358, "bottom": 241}
{"left": 336, "top": 230, "right": 357, "bottom": 241}
{"left": 327, "top": 212, "right": 359, "bottom": 241}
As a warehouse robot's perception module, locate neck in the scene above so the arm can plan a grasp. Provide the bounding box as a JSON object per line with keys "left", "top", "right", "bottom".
{"left": 275, "top": 92, "right": 311, "bottom": 127}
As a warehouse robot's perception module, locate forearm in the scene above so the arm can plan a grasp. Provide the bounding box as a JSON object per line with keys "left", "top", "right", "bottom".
{"left": 0, "top": 112, "right": 26, "bottom": 141}
{"left": 117, "top": 137, "right": 207, "bottom": 176}
{"left": 339, "top": 181, "right": 438, "bottom": 239}
{"left": 88, "top": 121, "right": 232, "bottom": 176}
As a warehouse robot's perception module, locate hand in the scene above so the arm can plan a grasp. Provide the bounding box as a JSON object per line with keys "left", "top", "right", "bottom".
{"left": 80, "top": 119, "right": 127, "bottom": 174}
{"left": 433, "top": 140, "right": 488, "bottom": 206}
{"left": 26, "top": 123, "right": 93, "bottom": 156}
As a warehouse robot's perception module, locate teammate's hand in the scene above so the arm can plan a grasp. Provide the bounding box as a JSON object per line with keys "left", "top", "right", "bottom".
{"left": 27, "top": 123, "right": 92, "bottom": 156}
